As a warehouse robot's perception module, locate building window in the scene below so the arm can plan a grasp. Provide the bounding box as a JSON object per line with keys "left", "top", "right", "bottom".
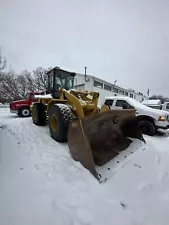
{"left": 119, "top": 90, "right": 124, "bottom": 95}
{"left": 112, "top": 87, "right": 118, "bottom": 93}
{"left": 94, "top": 80, "right": 103, "bottom": 89}
{"left": 104, "top": 84, "right": 111, "bottom": 91}
{"left": 130, "top": 93, "right": 133, "bottom": 98}
{"left": 125, "top": 92, "right": 128, "bottom": 96}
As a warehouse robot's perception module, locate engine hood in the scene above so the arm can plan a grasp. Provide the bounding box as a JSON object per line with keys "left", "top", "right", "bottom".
{"left": 11, "top": 99, "right": 28, "bottom": 105}
{"left": 134, "top": 105, "right": 169, "bottom": 117}
{"left": 126, "top": 98, "right": 169, "bottom": 117}
{"left": 151, "top": 108, "right": 169, "bottom": 115}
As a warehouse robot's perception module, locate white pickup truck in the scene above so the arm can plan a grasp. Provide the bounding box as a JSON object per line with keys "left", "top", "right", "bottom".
{"left": 103, "top": 96, "right": 169, "bottom": 136}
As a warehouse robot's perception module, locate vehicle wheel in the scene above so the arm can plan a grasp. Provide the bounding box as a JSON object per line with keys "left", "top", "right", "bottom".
{"left": 48, "top": 104, "right": 72, "bottom": 142}
{"left": 18, "top": 107, "right": 31, "bottom": 117}
{"left": 139, "top": 120, "right": 156, "bottom": 136}
{"left": 32, "top": 103, "right": 46, "bottom": 126}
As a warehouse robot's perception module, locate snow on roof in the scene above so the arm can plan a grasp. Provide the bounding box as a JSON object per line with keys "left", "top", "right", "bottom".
{"left": 34, "top": 94, "right": 52, "bottom": 99}
{"left": 105, "top": 96, "right": 169, "bottom": 115}
{"left": 141, "top": 99, "right": 161, "bottom": 105}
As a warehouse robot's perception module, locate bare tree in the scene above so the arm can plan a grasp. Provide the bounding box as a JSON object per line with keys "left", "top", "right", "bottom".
{"left": 149, "top": 95, "right": 169, "bottom": 104}
{"left": 0, "top": 69, "right": 36, "bottom": 102}
{"left": 0, "top": 70, "right": 21, "bottom": 101}
{"left": 0, "top": 49, "right": 6, "bottom": 73}
{"left": 0, "top": 55, "right": 48, "bottom": 102}
{"left": 32, "top": 67, "right": 47, "bottom": 91}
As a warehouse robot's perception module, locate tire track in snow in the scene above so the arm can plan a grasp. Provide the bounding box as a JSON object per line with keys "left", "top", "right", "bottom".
{"left": 4, "top": 117, "right": 79, "bottom": 184}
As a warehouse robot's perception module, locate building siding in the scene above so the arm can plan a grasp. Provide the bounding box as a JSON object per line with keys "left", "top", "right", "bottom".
{"left": 74, "top": 73, "right": 147, "bottom": 105}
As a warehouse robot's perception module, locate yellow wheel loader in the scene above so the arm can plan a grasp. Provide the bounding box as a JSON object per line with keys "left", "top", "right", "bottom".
{"left": 31, "top": 67, "right": 145, "bottom": 180}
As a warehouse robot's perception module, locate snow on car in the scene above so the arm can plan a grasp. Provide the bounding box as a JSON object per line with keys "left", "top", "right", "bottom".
{"left": 0, "top": 107, "right": 169, "bottom": 225}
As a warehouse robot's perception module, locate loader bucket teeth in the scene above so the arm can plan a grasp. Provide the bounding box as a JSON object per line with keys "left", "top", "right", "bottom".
{"left": 68, "top": 109, "right": 144, "bottom": 179}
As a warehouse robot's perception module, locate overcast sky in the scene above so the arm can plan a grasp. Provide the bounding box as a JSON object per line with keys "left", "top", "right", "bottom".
{"left": 1, "top": 0, "right": 169, "bottom": 96}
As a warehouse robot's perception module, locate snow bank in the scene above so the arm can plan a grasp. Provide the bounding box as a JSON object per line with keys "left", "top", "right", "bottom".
{"left": 0, "top": 104, "right": 9, "bottom": 108}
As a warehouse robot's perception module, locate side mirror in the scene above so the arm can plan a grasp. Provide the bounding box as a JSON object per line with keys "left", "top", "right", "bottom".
{"left": 74, "top": 78, "right": 77, "bottom": 89}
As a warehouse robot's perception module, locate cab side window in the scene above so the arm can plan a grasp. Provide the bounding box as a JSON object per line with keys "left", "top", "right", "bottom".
{"left": 105, "top": 99, "right": 114, "bottom": 108}
{"left": 115, "top": 100, "right": 131, "bottom": 109}
{"left": 166, "top": 103, "right": 169, "bottom": 109}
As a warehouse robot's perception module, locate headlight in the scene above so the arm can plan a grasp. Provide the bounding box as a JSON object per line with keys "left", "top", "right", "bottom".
{"left": 158, "top": 115, "right": 167, "bottom": 121}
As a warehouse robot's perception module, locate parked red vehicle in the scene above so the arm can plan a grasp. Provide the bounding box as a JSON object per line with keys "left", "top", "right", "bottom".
{"left": 10, "top": 92, "right": 40, "bottom": 117}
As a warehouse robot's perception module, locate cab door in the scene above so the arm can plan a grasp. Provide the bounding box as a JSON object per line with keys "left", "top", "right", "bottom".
{"left": 104, "top": 99, "right": 114, "bottom": 109}
{"left": 115, "top": 100, "right": 132, "bottom": 110}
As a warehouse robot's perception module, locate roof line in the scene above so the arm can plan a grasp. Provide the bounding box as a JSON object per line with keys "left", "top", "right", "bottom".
{"left": 76, "top": 73, "right": 146, "bottom": 97}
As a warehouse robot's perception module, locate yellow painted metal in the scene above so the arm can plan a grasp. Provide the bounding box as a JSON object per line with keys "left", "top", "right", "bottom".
{"left": 63, "top": 89, "right": 99, "bottom": 119}
{"left": 100, "top": 104, "right": 109, "bottom": 112}
{"left": 50, "top": 114, "right": 57, "bottom": 132}
{"left": 32, "top": 106, "right": 37, "bottom": 121}
{"left": 32, "top": 89, "right": 100, "bottom": 121}
{"left": 47, "top": 99, "right": 67, "bottom": 116}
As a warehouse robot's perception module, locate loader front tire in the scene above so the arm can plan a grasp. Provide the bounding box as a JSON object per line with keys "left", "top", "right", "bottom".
{"left": 48, "top": 104, "right": 72, "bottom": 142}
{"left": 32, "top": 103, "right": 46, "bottom": 126}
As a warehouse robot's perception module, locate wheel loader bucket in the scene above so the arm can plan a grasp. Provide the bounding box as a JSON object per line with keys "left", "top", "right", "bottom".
{"left": 68, "top": 110, "right": 145, "bottom": 180}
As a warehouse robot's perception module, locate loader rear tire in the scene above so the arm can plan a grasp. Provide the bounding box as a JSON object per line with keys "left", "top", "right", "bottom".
{"left": 32, "top": 103, "right": 46, "bottom": 126}
{"left": 139, "top": 120, "right": 155, "bottom": 136}
{"left": 48, "top": 104, "right": 72, "bottom": 142}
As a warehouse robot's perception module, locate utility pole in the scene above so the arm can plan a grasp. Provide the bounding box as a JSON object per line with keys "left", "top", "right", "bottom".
{"left": 84, "top": 66, "right": 89, "bottom": 82}
{"left": 85, "top": 66, "right": 87, "bottom": 75}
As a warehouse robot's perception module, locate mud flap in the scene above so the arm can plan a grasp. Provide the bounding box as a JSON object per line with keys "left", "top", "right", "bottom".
{"left": 68, "top": 110, "right": 144, "bottom": 179}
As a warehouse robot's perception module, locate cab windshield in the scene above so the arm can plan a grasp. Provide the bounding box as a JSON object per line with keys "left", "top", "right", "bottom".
{"left": 55, "top": 76, "right": 74, "bottom": 90}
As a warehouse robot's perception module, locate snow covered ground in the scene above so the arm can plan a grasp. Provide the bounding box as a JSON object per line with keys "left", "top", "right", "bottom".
{"left": 0, "top": 107, "right": 169, "bottom": 225}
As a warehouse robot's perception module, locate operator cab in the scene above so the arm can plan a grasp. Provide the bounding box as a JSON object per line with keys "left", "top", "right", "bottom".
{"left": 46, "top": 67, "right": 76, "bottom": 98}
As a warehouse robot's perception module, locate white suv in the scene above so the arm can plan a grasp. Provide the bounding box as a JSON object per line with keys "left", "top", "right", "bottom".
{"left": 103, "top": 96, "right": 169, "bottom": 136}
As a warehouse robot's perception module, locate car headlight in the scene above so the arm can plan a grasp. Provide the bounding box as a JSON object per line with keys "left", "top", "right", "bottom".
{"left": 158, "top": 115, "right": 167, "bottom": 121}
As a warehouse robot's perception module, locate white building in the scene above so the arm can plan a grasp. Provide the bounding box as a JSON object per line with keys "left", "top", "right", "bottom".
{"left": 75, "top": 73, "right": 148, "bottom": 105}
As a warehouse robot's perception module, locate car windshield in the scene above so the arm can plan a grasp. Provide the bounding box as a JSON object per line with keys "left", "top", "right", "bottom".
{"left": 25, "top": 93, "right": 31, "bottom": 99}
